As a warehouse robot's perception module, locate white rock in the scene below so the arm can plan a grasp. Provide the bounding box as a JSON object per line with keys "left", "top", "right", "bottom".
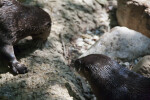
{"left": 76, "top": 38, "right": 84, "bottom": 47}
{"left": 80, "top": 49, "right": 87, "bottom": 53}
{"left": 93, "top": 35, "right": 99, "bottom": 41}
{"left": 76, "top": 38, "right": 83, "bottom": 42}
{"left": 124, "top": 62, "right": 130, "bottom": 66}
{"left": 84, "top": 39, "right": 95, "bottom": 45}
{"left": 76, "top": 42, "right": 84, "bottom": 47}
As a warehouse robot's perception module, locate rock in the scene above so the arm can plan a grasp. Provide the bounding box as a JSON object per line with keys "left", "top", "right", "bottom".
{"left": 84, "top": 39, "right": 95, "bottom": 45}
{"left": 132, "top": 55, "right": 150, "bottom": 77}
{"left": 95, "top": 0, "right": 108, "bottom": 6}
{"left": 76, "top": 38, "right": 84, "bottom": 43}
{"left": 83, "top": 0, "right": 94, "bottom": 6}
{"left": 124, "top": 62, "right": 130, "bottom": 67}
{"left": 81, "top": 27, "right": 150, "bottom": 61}
{"left": 92, "top": 35, "right": 99, "bottom": 41}
{"left": 117, "top": 0, "right": 150, "bottom": 38}
{"left": 76, "top": 38, "right": 84, "bottom": 47}
{"left": 80, "top": 49, "right": 87, "bottom": 54}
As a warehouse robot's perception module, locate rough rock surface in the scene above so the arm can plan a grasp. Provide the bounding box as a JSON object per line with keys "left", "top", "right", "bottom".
{"left": 117, "top": 0, "right": 150, "bottom": 38}
{"left": 0, "top": 0, "right": 110, "bottom": 99}
{"left": 132, "top": 55, "right": 150, "bottom": 77}
{"left": 81, "top": 26, "right": 150, "bottom": 61}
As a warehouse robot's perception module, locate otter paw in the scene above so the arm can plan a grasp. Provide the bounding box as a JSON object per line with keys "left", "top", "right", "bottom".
{"left": 11, "top": 63, "right": 28, "bottom": 74}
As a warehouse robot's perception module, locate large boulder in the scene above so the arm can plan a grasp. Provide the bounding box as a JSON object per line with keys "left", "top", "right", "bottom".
{"left": 81, "top": 26, "right": 150, "bottom": 61}
{"left": 117, "top": 0, "right": 150, "bottom": 38}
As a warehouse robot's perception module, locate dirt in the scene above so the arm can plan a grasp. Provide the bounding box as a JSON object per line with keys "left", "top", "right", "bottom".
{"left": 0, "top": 0, "right": 117, "bottom": 100}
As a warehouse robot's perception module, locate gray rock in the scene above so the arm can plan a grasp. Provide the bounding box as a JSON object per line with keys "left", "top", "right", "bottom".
{"left": 81, "top": 27, "right": 150, "bottom": 61}
{"left": 132, "top": 55, "right": 150, "bottom": 77}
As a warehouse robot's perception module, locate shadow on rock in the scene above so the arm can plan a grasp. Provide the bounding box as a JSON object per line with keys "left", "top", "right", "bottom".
{"left": 0, "top": 38, "right": 49, "bottom": 74}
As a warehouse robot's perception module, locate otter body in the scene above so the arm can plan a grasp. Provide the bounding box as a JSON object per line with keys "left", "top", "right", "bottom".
{"left": 0, "top": 0, "right": 51, "bottom": 74}
{"left": 74, "top": 54, "right": 150, "bottom": 100}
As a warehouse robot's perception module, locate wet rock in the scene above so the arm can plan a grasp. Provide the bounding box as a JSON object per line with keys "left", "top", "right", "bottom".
{"left": 117, "top": 0, "right": 150, "bottom": 38}
{"left": 132, "top": 55, "right": 150, "bottom": 77}
{"left": 81, "top": 27, "right": 150, "bottom": 61}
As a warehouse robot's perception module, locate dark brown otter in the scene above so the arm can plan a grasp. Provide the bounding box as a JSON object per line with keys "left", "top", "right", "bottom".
{"left": 74, "top": 54, "right": 150, "bottom": 100}
{"left": 0, "top": 0, "right": 51, "bottom": 74}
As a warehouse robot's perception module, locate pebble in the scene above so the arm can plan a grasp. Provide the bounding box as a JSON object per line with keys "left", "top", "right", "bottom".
{"left": 124, "top": 62, "right": 130, "bottom": 67}
{"left": 76, "top": 38, "right": 84, "bottom": 42}
{"left": 134, "top": 60, "right": 138, "bottom": 65}
{"left": 93, "top": 35, "right": 99, "bottom": 41}
{"left": 34, "top": 57, "right": 41, "bottom": 62}
{"left": 76, "top": 41, "right": 84, "bottom": 47}
{"left": 95, "top": 30, "right": 100, "bottom": 35}
{"left": 75, "top": 38, "right": 84, "bottom": 47}
{"left": 84, "top": 44, "right": 91, "bottom": 49}
{"left": 86, "top": 30, "right": 93, "bottom": 34}
{"left": 80, "top": 34, "right": 93, "bottom": 39}
{"left": 84, "top": 38, "right": 95, "bottom": 45}
{"left": 80, "top": 49, "right": 87, "bottom": 53}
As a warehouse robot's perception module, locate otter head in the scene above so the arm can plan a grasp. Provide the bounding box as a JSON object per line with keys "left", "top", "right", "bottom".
{"left": 31, "top": 7, "right": 51, "bottom": 48}
{"left": 74, "top": 54, "right": 112, "bottom": 80}
{"left": 74, "top": 55, "right": 97, "bottom": 79}
{"left": 32, "top": 21, "right": 51, "bottom": 41}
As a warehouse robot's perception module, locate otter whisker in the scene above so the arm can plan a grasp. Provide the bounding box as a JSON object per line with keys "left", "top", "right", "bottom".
{"left": 78, "top": 67, "right": 81, "bottom": 72}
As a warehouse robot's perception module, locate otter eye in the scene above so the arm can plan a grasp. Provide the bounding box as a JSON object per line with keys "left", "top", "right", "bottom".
{"left": 47, "top": 22, "right": 51, "bottom": 26}
{"left": 75, "top": 59, "right": 82, "bottom": 66}
{"left": 45, "top": 22, "right": 51, "bottom": 27}
{"left": 37, "top": 32, "right": 42, "bottom": 35}
{"left": 77, "top": 60, "right": 82, "bottom": 65}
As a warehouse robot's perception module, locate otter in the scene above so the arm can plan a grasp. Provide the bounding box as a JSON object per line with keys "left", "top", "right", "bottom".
{"left": 0, "top": 0, "right": 51, "bottom": 74}
{"left": 74, "top": 54, "right": 150, "bottom": 100}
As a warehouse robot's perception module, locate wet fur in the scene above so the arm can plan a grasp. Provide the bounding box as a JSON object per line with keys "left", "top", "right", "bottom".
{"left": 74, "top": 54, "right": 150, "bottom": 100}
{"left": 0, "top": 0, "right": 51, "bottom": 74}
{"left": 0, "top": 0, "right": 51, "bottom": 45}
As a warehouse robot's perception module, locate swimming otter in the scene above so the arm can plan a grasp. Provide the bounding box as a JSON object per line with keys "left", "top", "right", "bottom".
{"left": 0, "top": 0, "right": 51, "bottom": 74}
{"left": 74, "top": 54, "right": 150, "bottom": 100}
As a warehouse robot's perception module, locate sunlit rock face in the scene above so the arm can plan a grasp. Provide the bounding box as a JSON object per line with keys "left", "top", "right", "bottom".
{"left": 117, "top": 0, "right": 150, "bottom": 38}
